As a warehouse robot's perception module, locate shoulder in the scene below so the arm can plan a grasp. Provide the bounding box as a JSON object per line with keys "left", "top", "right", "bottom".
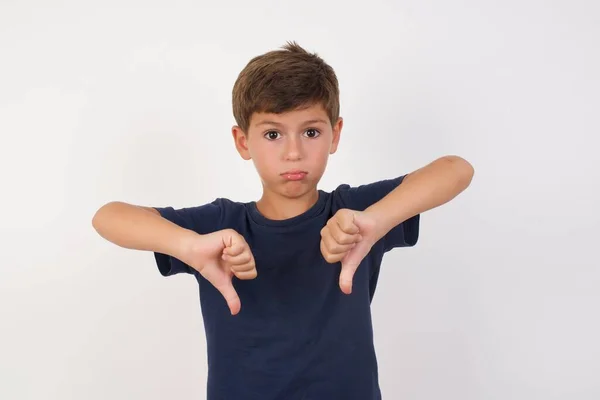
{"left": 213, "top": 197, "right": 251, "bottom": 222}
{"left": 330, "top": 175, "right": 408, "bottom": 211}
{"left": 154, "top": 197, "right": 248, "bottom": 234}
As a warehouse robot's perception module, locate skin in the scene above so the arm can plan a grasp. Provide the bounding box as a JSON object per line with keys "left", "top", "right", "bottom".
{"left": 232, "top": 103, "right": 342, "bottom": 220}
{"left": 232, "top": 102, "right": 475, "bottom": 294}
{"left": 92, "top": 101, "right": 474, "bottom": 314}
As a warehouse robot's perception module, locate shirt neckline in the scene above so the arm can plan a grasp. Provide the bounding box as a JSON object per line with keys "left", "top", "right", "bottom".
{"left": 246, "top": 190, "right": 327, "bottom": 228}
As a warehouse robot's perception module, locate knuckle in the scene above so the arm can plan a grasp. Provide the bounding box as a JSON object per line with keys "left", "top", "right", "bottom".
{"left": 237, "top": 269, "right": 257, "bottom": 279}
{"left": 239, "top": 260, "right": 255, "bottom": 272}
{"left": 232, "top": 260, "right": 247, "bottom": 270}
{"left": 326, "top": 238, "right": 336, "bottom": 251}
{"left": 332, "top": 244, "right": 345, "bottom": 253}
{"left": 332, "top": 231, "right": 344, "bottom": 243}
{"left": 341, "top": 221, "right": 353, "bottom": 232}
{"left": 223, "top": 228, "right": 236, "bottom": 237}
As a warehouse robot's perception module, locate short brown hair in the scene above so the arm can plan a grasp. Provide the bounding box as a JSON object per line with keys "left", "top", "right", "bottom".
{"left": 232, "top": 41, "right": 340, "bottom": 133}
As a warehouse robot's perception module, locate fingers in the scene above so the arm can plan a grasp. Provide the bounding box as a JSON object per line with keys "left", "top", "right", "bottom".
{"left": 222, "top": 249, "right": 252, "bottom": 265}
{"left": 319, "top": 210, "right": 375, "bottom": 295}
{"left": 321, "top": 226, "right": 359, "bottom": 251}
{"left": 320, "top": 211, "right": 362, "bottom": 264}
{"left": 330, "top": 210, "right": 361, "bottom": 243}
{"left": 336, "top": 209, "right": 360, "bottom": 233}
{"left": 224, "top": 256, "right": 257, "bottom": 280}
{"left": 223, "top": 251, "right": 257, "bottom": 279}
{"left": 223, "top": 240, "right": 246, "bottom": 257}
{"left": 320, "top": 231, "right": 354, "bottom": 263}
{"left": 222, "top": 232, "right": 257, "bottom": 280}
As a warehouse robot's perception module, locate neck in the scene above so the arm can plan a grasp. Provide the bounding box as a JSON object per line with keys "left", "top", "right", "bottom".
{"left": 255, "top": 187, "right": 319, "bottom": 220}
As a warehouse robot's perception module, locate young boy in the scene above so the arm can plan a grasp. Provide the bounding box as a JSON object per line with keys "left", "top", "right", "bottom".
{"left": 92, "top": 41, "right": 474, "bottom": 400}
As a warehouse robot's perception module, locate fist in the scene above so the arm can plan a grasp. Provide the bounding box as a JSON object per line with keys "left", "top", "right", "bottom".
{"left": 185, "top": 229, "right": 256, "bottom": 315}
{"left": 320, "top": 209, "right": 378, "bottom": 294}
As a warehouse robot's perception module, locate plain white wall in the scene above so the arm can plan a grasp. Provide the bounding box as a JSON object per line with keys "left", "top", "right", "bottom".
{"left": 1, "top": 0, "right": 598, "bottom": 399}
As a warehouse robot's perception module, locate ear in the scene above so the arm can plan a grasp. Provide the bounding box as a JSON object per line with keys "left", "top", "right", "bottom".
{"left": 232, "top": 126, "right": 251, "bottom": 160}
{"left": 329, "top": 117, "right": 343, "bottom": 154}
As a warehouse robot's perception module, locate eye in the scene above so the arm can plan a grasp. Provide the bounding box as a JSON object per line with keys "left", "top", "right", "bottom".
{"left": 304, "top": 128, "right": 321, "bottom": 138}
{"left": 264, "top": 130, "right": 281, "bottom": 140}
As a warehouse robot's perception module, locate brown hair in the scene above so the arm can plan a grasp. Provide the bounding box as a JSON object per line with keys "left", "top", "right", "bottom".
{"left": 232, "top": 41, "right": 340, "bottom": 133}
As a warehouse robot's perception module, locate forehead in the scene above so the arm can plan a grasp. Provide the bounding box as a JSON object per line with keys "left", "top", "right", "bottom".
{"left": 250, "top": 103, "right": 330, "bottom": 128}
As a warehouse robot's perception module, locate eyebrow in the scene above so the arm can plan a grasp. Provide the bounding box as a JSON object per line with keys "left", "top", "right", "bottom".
{"left": 255, "top": 118, "right": 329, "bottom": 127}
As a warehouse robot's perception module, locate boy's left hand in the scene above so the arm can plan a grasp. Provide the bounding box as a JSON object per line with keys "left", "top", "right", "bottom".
{"left": 320, "top": 209, "right": 380, "bottom": 294}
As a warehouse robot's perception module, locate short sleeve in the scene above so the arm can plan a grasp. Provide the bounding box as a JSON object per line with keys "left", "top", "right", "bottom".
{"left": 152, "top": 199, "right": 223, "bottom": 277}
{"left": 335, "top": 175, "right": 420, "bottom": 252}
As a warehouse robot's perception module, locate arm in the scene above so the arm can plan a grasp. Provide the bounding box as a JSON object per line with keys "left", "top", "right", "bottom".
{"left": 93, "top": 201, "right": 256, "bottom": 314}
{"left": 92, "top": 202, "right": 196, "bottom": 261}
{"left": 366, "top": 155, "right": 475, "bottom": 241}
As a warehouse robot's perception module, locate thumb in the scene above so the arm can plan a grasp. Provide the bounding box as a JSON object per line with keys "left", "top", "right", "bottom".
{"left": 339, "top": 261, "right": 358, "bottom": 295}
{"left": 339, "top": 241, "right": 371, "bottom": 294}
{"left": 213, "top": 277, "right": 241, "bottom": 315}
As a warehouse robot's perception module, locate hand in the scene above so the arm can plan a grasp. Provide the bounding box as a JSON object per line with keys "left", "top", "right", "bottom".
{"left": 183, "top": 229, "right": 256, "bottom": 315}
{"left": 320, "top": 209, "right": 379, "bottom": 294}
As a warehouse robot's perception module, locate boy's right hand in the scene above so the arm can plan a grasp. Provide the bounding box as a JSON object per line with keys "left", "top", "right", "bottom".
{"left": 183, "top": 229, "right": 257, "bottom": 316}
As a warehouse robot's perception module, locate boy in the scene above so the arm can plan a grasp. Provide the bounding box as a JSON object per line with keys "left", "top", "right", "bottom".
{"left": 92, "top": 41, "right": 474, "bottom": 399}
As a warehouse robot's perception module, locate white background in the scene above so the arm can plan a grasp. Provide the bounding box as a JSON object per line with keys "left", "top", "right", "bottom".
{"left": 1, "top": 1, "right": 599, "bottom": 399}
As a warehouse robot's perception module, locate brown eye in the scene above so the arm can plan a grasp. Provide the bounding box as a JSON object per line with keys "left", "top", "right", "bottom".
{"left": 304, "top": 128, "right": 320, "bottom": 138}
{"left": 264, "top": 131, "right": 281, "bottom": 140}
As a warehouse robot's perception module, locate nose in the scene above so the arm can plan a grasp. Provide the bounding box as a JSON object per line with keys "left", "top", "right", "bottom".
{"left": 284, "top": 136, "right": 303, "bottom": 161}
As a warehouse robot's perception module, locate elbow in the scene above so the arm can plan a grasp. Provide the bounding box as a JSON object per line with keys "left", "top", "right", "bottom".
{"left": 442, "top": 155, "right": 474, "bottom": 188}
{"left": 92, "top": 204, "right": 106, "bottom": 232}
{"left": 92, "top": 201, "right": 117, "bottom": 232}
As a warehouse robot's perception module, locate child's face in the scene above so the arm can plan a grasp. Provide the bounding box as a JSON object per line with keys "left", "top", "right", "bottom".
{"left": 232, "top": 103, "right": 342, "bottom": 199}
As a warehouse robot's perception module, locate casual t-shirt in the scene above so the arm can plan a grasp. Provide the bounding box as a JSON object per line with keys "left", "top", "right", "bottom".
{"left": 153, "top": 176, "right": 420, "bottom": 400}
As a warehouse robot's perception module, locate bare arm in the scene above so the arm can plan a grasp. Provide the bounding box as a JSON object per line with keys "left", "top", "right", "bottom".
{"left": 366, "top": 155, "right": 475, "bottom": 241}
{"left": 91, "top": 202, "right": 195, "bottom": 260}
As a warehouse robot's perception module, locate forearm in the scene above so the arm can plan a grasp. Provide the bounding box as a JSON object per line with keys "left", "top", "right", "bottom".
{"left": 366, "top": 155, "right": 474, "bottom": 239}
{"left": 92, "top": 202, "right": 195, "bottom": 259}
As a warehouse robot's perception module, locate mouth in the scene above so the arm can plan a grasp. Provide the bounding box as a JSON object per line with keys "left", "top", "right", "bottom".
{"left": 280, "top": 170, "right": 308, "bottom": 181}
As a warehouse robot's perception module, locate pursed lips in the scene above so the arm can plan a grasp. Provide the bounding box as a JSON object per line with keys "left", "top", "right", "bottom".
{"left": 280, "top": 170, "right": 308, "bottom": 180}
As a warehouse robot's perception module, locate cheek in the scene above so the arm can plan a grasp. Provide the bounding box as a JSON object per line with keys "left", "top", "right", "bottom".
{"left": 312, "top": 142, "right": 332, "bottom": 161}
{"left": 306, "top": 144, "right": 331, "bottom": 173}
{"left": 250, "top": 147, "right": 276, "bottom": 173}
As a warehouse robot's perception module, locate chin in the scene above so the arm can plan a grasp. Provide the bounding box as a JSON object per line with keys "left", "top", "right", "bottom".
{"left": 280, "top": 181, "right": 319, "bottom": 199}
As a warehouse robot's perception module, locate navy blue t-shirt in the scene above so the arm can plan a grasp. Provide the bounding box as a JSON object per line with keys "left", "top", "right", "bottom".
{"left": 153, "top": 176, "right": 420, "bottom": 400}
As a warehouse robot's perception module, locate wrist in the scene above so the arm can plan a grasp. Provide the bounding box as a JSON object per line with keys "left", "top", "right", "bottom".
{"left": 363, "top": 205, "right": 393, "bottom": 243}
{"left": 168, "top": 228, "right": 200, "bottom": 263}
